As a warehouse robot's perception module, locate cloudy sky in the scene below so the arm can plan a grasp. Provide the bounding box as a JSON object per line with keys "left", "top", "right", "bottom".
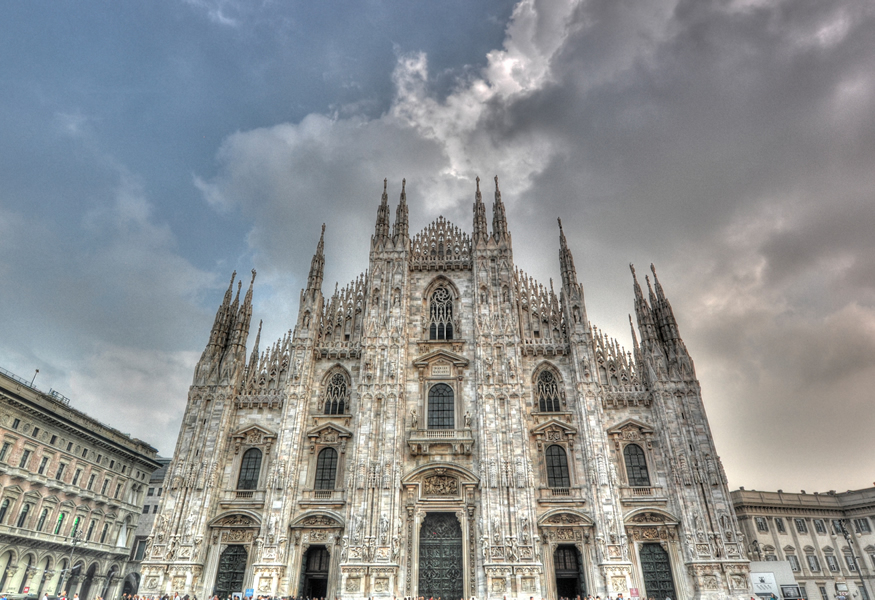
{"left": 2, "top": 0, "right": 874, "bottom": 493}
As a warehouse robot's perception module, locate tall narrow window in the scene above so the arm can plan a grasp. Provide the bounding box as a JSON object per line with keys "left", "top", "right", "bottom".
{"left": 314, "top": 448, "right": 338, "bottom": 490}
{"left": 429, "top": 287, "right": 454, "bottom": 340}
{"left": 545, "top": 445, "right": 571, "bottom": 488}
{"left": 54, "top": 512, "right": 65, "bottom": 535}
{"left": 16, "top": 504, "right": 30, "bottom": 528}
{"left": 38, "top": 456, "right": 49, "bottom": 475}
{"left": 237, "top": 448, "right": 262, "bottom": 490}
{"left": 18, "top": 449, "right": 32, "bottom": 469}
{"left": 0, "top": 499, "right": 10, "bottom": 524}
{"left": 427, "top": 383, "right": 454, "bottom": 429}
{"left": 536, "top": 370, "right": 561, "bottom": 412}
{"left": 100, "top": 523, "right": 108, "bottom": 544}
{"left": 324, "top": 373, "right": 348, "bottom": 415}
{"left": 36, "top": 508, "right": 48, "bottom": 532}
{"left": 71, "top": 516, "right": 81, "bottom": 536}
{"left": 86, "top": 519, "right": 96, "bottom": 541}
{"left": 623, "top": 444, "right": 651, "bottom": 487}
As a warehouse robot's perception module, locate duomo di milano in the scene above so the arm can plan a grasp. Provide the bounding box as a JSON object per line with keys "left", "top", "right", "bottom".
{"left": 142, "top": 178, "right": 751, "bottom": 599}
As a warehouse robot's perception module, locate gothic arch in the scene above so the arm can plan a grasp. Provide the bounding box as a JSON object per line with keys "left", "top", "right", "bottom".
{"left": 531, "top": 362, "right": 566, "bottom": 412}
{"left": 422, "top": 275, "right": 460, "bottom": 301}
{"left": 320, "top": 365, "right": 352, "bottom": 414}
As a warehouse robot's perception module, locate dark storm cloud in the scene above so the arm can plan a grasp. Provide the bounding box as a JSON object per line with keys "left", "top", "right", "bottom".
{"left": 1, "top": 0, "right": 873, "bottom": 489}
{"left": 198, "top": 0, "right": 875, "bottom": 490}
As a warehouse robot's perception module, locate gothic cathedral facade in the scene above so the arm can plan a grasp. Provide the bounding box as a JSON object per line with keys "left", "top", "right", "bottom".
{"left": 141, "top": 178, "right": 750, "bottom": 599}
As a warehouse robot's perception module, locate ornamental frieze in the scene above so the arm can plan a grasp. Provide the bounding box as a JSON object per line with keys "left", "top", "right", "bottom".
{"left": 423, "top": 475, "right": 459, "bottom": 496}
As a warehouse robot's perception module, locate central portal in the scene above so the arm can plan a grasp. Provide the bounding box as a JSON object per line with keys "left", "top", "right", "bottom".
{"left": 418, "top": 512, "right": 463, "bottom": 600}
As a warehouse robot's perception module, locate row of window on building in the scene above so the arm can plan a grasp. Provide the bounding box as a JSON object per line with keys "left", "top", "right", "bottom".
{"left": 2, "top": 417, "right": 149, "bottom": 480}
{"left": 755, "top": 516, "right": 872, "bottom": 535}
{"left": 0, "top": 498, "right": 116, "bottom": 544}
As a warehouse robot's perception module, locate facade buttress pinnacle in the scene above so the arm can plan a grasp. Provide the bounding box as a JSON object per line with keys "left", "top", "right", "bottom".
{"left": 492, "top": 176, "right": 508, "bottom": 241}
{"left": 473, "top": 176, "right": 488, "bottom": 244}
{"left": 374, "top": 178, "right": 391, "bottom": 244}
{"left": 558, "top": 218, "right": 578, "bottom": 291}
{"left": 305, "top": 224, "right": 326, "bottom": 300}
{"left": 393, "top": 178, "right": 409, "bottom": 244}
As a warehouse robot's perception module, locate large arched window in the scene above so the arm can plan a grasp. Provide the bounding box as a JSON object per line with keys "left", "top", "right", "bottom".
{"left": 237, "top": 448, "right": 262, "bottom": 490}
{"left": 623, "top": 444, "right": 651, "bottom": 487}
{"left": 324, "top": 372, "right": 348, "bottom": 415}
{"left": 314, "top": 448, "right": 338, "bottom": 490}
{"left": 546, "top": 445, "right": 570, "bottom": 488}
{"left": 429, "top": 287, "right": 454, "bottom": 340}
{"left": 427, "top": 383, "right": 454, "bottom": 429}
{"left": 536, "top": 370, "right": 562, "bottom": 412}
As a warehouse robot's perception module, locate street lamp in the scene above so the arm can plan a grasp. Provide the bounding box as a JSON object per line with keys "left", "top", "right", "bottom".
{"left": 60, "top": 528, "right": 84, "bottom": 594}
{"left": 840, "top": 519, "right": 871, "bottom": 600}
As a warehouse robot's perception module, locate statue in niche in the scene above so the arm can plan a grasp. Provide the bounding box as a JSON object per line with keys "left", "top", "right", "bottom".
{"left": 464, "top": 411, "right": 472, "bottom": 428}
{"left": 409, "top": 408, "right": 418, "bottom": 430}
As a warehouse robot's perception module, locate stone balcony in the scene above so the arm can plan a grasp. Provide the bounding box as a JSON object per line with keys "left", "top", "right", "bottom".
{"left": 407, "top": 428, "right": 474, "bottom": 456}
{"left": 219, "top": 489, "right": 266, "bottom": 508}
{"left": 536, "top": 486, "right": 587, "bottom": 505}
{"left": 299, "top": 489, "right": 346, "bottom": 507}
{"left": 619, "top": 485, "right": 668, "bottom": 505}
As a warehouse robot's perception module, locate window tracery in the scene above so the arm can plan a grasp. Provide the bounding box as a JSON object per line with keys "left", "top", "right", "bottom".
{"left": 429, "top": 287, "right": 454, "bottom": 340}
{"left": 323, "top": 372, "right": 348, "bottom": 415}
{"left": 536, "top": 370, "right": 562, "bottom": 412}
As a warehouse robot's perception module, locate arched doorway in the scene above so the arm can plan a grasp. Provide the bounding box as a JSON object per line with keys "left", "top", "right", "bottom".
{"left": 640, "top": 543, "right": 677, "bottom": 599}
{"left": 418, "top": 512, "right": 463, "bottom": 600}
{"left": 122, "top": 573, "right": 140, "bottom": 597}
{"left": 299, "top": 546, "right": 330, "bottom": 598}
{"left": 35, "top": 557, "right": 52, "bottom": 598}
{"left": 553, "top": 545, "right": 585, "bottom": 598}
{"left": 67, "top": 562, "right": 84, "bottom": 596}
{"left": 79, "top": 563, "right": 97, "bottom": 600}
{"left": 214, "top": 545, "right": 248, "bottom": 599}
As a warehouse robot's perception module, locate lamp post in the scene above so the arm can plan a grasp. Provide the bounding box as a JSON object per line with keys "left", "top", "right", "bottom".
{"left": 61, "top": 528, "right": 84, "bottom": 596}
{"left": 840, "top": 519, "right": 871, "bottom": 600}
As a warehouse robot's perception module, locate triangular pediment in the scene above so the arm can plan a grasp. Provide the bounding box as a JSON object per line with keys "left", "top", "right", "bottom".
{"left": 60, "top": 499, "right": 77, "bottom": 509}
{"left": 2, "top": 485, "right": 23, "bottom": 495}
{"left": 231, "top": 424, "right": 277, "bottom": 440}
{"left": 23, "top": 490, "right": 43, "bottom": 500}
{"left": 412, "top": 349, "right": 469, "bottom": 368}
{"left": 606, "top": 418, "right": 654, "bottom": 436}
{"left": 531, "top": 418, "right": 578, "bottom": 437}
{"left": 306, "top": 422, "right": 353, "bottom": 440}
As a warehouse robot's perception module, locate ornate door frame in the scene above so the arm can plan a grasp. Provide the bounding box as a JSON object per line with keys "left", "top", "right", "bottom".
{"left": 203, "top": 513, "right": 262, "bottom": 599}
{"left": 401, "top": 464, "right": 479, "bottom": 599}
{"left": 624, "top": 510, "right": 687, "bottom": 600}
{"left": 289, "top": 513, "right": 345, "bottom": 599}
{"left": 537, "top": 510, "right": 595, "bottom": 600}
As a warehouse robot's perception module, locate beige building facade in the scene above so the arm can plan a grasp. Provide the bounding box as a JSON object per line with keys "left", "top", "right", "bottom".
{"left": 0, "top": 367, "right": 161, "bottom": 599}
{"left": 144, "top": 178, "right": 750, "bottom": 599}
{"left": 733, "top": 487, "right": 875, "bottom": 600}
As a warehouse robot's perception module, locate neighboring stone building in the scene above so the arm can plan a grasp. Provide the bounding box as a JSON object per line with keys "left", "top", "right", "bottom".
{"left": 143, "top": 178, "right": 750, "bottom": 599}
{"left": 732, "top": 487, "right": 875, "bottom": 600}
{"left": 124, "top": 458, "right": 171, "bottom": 595}
{"left": 0, "top": 367, "right": 161, "bottom": 600}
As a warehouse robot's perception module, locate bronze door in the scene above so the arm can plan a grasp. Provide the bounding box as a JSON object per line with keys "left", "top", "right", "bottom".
{"left": 640, "top": 543, "right": 677, "bottom": 600}
{"left": 419, "top": 513, "right": 464, "bottom": 599}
